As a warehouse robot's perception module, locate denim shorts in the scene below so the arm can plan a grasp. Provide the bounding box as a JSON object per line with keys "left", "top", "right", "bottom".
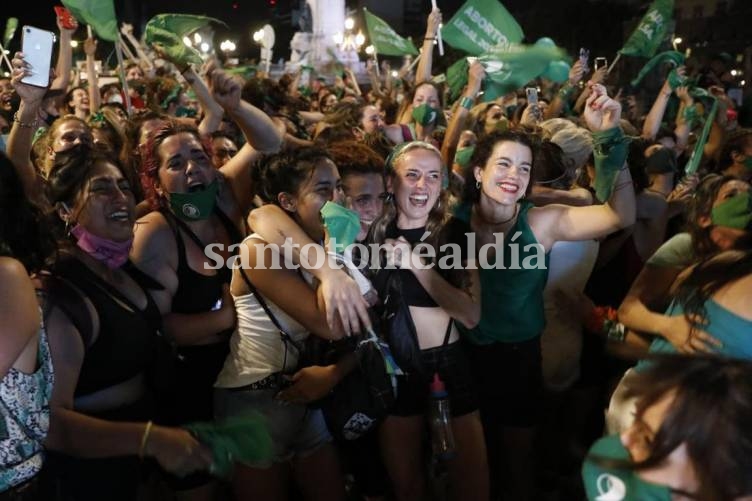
{"left": 214, "top": 387, "right": 332, "bottom": 468}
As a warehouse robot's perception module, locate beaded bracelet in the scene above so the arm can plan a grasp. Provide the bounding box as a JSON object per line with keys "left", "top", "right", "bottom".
{"left": 13, "top": 111, "right": 38, "bottom": 129}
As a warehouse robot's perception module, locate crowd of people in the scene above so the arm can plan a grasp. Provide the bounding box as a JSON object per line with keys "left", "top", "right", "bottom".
{"left": 1, "top": 8, "right": 752, "bottom": 501}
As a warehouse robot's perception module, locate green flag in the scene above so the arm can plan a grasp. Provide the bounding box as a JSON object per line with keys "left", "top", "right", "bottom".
{"left": 3, "top": 18, "right": 18, "bottom": 48}
{"left": 684, "top": 97, "right": 718, "bottom": 175}
{"left": 145, "top": 14, "right": 226, "bottom": 66}
{"left": 441, "top": 0, "right": 524, "bottom": 56}
{"left": 619, "top": 0, "right": 674, "bottom": 58}
{"left": 363, "top": 9, "right": 417, "bottom": 56}
{"left": 62, "top": 0, "right": 118, "bottom": 42}
{"left": 630, "top": 50, "right": 684, "bottom": 87}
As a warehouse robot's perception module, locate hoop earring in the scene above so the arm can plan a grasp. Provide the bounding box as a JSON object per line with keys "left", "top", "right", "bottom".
{"left": 475, "top": 181, "right": 481, "bottom": 189}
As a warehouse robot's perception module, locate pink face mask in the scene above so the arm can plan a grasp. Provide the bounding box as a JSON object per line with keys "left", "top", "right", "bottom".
{"left": 71, "top": 225, "right": 133, "bottom": 269}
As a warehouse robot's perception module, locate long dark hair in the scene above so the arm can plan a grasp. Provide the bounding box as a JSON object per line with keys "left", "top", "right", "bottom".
{"left": 619, "top": 355, "right": 752, "bottom": 500}
{"left": 0, "top": 153, "right": 56, "bottom": 273}
{"left": 251, "top": 147, "right": 333, "bottom": 206}
{"left": 686, "top": 174, "right": 743, "bottom": 259}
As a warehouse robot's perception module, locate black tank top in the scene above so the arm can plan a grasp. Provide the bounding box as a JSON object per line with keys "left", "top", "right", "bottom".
{"left": 52, "top": 256, "right": 162, "bottom": 397}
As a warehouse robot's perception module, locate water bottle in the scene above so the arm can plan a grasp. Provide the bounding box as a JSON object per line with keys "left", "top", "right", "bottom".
{"left": 428, "top": 372, "right": 456, "bottom": 460}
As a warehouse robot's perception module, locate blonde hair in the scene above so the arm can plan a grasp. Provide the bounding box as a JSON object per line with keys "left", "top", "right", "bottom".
{"left": 551, "top": 126, "right": 593, "bottom": 170}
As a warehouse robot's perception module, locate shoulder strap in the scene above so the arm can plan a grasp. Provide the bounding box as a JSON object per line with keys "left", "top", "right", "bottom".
{"left": 160, "top": 209, "right": 188, "bottom": 268}
{"left": 400, "top": 124, "right": 412, "bottom": 142}
{"left": 238, "top": 266, "right": 288, "bottom": 336}
{"left": 442, "top": 319, "right": 453, "bottom": 347}
{"left": 40, "top": 273, "right": 95, "bottom": 348}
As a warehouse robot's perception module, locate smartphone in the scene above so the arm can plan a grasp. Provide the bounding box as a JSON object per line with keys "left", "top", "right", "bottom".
{"left": 211, "top": 298, "right": 223, "bottom": 311}
{"left": 21, "top": 26, "right": 55, "bottom": 88}
{"left": 525, "top": 87, "right": 539, "bottom": 106}
{"left": 579, "top": 48, "right": 590, "bottom": 72}
{"left": 594, "top": 57, "right": 608, "bottom": 71}
{"left": 54, "top": 6, "right": 77, "bottom": 30}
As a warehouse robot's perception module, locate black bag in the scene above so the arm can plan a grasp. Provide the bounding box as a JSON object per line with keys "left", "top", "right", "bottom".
{"left": 311, "top": 329, "right": 397, "bottom": 441}
{"left": 378, "top": 270, "right": 425, "bottom": 375}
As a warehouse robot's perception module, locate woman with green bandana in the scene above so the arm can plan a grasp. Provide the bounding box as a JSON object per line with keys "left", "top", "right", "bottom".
{"left": 384, "top": 81, "right": 446, "bottom": 148}
{"left": 584, "top": 355, "right": 752, "bottom": 501}
{"left": 214, "top": 148, "right": 350, "bottom": 501}
{"left": 131, "top": 66, "right": 282, "bottom": 499}
{"left": 456, "top": 85, "right": 635, "bottom": 501}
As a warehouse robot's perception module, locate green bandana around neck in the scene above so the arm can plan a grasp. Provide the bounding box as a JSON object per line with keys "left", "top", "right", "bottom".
{"left": 412, "top": 103, "right": 440, "bottom": 126}
{"left": 711, "top": 191, "right": 752, "bottom": 230}
{"left": 320, "top": 201, "right": 361, "bottom": 252}
{"left": 582, "top": 435, "right": 673, "bottom": 501}
{"left": 454, "top": 146, "right": 475, "bottom": 168}
{"left": 168, "top": 179, "right": 219, "bottom": 221}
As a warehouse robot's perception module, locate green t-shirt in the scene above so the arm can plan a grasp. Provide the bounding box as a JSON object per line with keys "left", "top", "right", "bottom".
{"left": 455, "top": 201, "right": 549, "bottom": 344}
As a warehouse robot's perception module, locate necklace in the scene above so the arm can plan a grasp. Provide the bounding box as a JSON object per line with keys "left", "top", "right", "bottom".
{"left": 476, "top": 203, "right": 519, "bottom": 226}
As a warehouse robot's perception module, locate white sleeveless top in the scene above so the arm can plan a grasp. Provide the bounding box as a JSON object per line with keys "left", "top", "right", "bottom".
{"left": 215, "top": 235, "right": 314, "bottom": 389}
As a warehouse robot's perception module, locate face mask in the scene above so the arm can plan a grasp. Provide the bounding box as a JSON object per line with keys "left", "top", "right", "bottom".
{"left": 412, "top": 103, "right": 440, "bottom": 126}
{"left": 176, "top": 106, "right": 197, "bottom": 118}
{"left": 320, "top": 201, "right": 361, "bottom": 252}
{"left": 582, "top": 435, "right": 673, "bottom": 501}
{"left": 454, "top": 146, "right": 475, "bottom": 168}
{"left": 711, "top": 191, "right": 752, "bottom": 230}
{"left": 71, "top": 224, "right": 133, "bottom": 269}
{"left": 168, "top": 179, "right": 219, "bottom": 222}
{"left": 107, "top": 94, "right": 124, "bottom": 105}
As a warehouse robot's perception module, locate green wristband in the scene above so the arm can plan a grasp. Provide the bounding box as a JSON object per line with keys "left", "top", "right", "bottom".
{"left": 460, "top": 96, "right": 474, "bottom": 110}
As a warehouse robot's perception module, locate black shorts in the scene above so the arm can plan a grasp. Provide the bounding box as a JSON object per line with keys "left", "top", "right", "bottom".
{"left": 390, "top": 341, "right": 478, "bottom": 418}
{"left": 467, "top": 336, "right": 543, "bottom": 428}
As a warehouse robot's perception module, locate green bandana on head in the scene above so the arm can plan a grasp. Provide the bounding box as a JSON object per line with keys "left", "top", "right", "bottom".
{"left": 454, "top": 146, "right": 475, "bottom": 168}
{"left": 711, "top": 192, "right": 752, "bottom": 230}
{"left": 412, "top": 104, "right": 440, "bottom": 126}
{"left": 582, "top": 435, "right": 673, "bottom": 501}
{"left": 168, "top": 179, "right": 219, "bottom": 221}
{"left": 320, "top": 201, "right": 361, "bottom": 252}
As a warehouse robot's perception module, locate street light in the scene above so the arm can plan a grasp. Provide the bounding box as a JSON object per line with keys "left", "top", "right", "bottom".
{"left": 672, "top": 36, "right": 683, "bottom": 51}
{"left": 183, "top": 36, "right": 192, "bottom": 47}
{"left": 220, "top": 40, "right": 236, "bottom": 53}
{"left": 194, "top": 33, "right": 202, "bottom": 44}
{"left": 344, "top": 17, "right": 355, "bottom": 30}
{"left": 365, "top": 45, "right": 374, "bottom": 55}
{"left": 70, "top": 40, "right": 78, "bottom": 48}
{"left": 200, "top": 42, "right": 210, "bottom": 53}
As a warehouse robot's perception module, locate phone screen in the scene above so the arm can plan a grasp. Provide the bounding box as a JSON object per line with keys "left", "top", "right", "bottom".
{"left": 594, "top": 57, "right": 608, "bottom": 71}
{"left": 525, "top": 87, "right": 539, "bottom": 106}
{"left": 21, "top": 26, "right": 55, "bottom": 88}
{"left": 579, "top": 48, "right": 590, "bottom": 72}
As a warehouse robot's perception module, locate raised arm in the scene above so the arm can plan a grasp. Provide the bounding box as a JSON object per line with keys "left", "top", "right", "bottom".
{"left": 7, "top": 53, "right": 48, "bottom": 204}
{"left": 673, "top": 86, "right": 694, "bottom": 153}
{"left": 544, "top": 60, "right": 585, "bottom": 120}
{"left": 532, "top": 86, "right": 635, "bottom": 248}
{"left": 415, "top": 8, "right": 441, "bottom": 85}
{"left": 51, "top": 14, "right": 78, "bottom": 92}
{"left": 178, "top": 64, "right": 223, "bottom": 137}
{"left": 120, "top": 23, "right": 154, "bottom": 72}
{"left": 84, "top": 37, "right": 100, "bottom": 114}
{"left": 641, "top": 68, "right": 684, "bottom": 140}
{"left": 441, "top": 61, "right": 483, "bottom": 167}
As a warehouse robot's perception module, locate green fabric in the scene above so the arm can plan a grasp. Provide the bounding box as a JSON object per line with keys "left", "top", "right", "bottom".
{"left": 541, "top": 60, "right": 570, "bottom": 83}
{"left": 320, "top": 201, "right": 361, "bottom": 252}
{"left": 446, "top": 58, "right": 470, "bottom": 102}
{"left": 145, "top": 14, "right": 226, "bottom": 66}
{"left": 619, "top": 0, "right": 674, "bottom": 58}
{"left": 454, "top": 146, "right": 475, "bottom": 168}
{"left": 225, "top": 65, "right": 257, "bottom": 79}
{"left": 592, "top": 127, "right": 630, "bottom": 202}
{"left": 168, "top": 179, "right": 219, "bottom": 221}
{"left": 630, "top": 50, "right": 684, "bottom": 87}
{"left": 62, "top": 0, "right": 118, "bottom": 42}
{"left": 711, "top": 192, "right": 752, "bottom": 230}
{"left": 645, "top": 232, "right": 693, "bottom": 269}
{"left": 744, "top": 156, "right": 752, "bottom": 171}
{"left": 683, "top": 98, "right": 718, "bottom": 175}
{"left": 455, "top": 201, "right": 549, "bottom": 344}
{"left": 582, "top": 435, "right": 673, "bottom": 501}
{"left": 3, "top": 17, "right": 18, "bottom": 47}
{"left": 441, "top": 0, "right": 524, "bottom": 56}
{"left": 185, "top": 414, "right": 272, "bottom": 478}
{"left": 362, "top": 9, "right": 418, "bottom": 56}
{"left": 411, "top": 104, "right": 440, "bottom": 126}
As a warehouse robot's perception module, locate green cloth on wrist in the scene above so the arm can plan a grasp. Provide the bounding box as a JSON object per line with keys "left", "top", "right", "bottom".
{"left": 592, "top": 127, "right": 630, "bottom": 202}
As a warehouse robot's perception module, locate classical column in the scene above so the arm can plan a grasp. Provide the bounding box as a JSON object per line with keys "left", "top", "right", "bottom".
{"left": 308, "top": 0, "right": 345, "bottom": 67}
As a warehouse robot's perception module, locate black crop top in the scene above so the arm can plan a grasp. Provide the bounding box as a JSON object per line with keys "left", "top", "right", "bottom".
{"left": 372, "top": 217, "right": 471, "bottom": 307}
{"left": 52, "top": 256, "right": 163, "bottom": 397}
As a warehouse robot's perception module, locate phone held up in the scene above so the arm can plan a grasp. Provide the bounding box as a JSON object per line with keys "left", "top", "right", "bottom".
{"left": 579, "top": 48, "right": 590, "bottom": 73}
{"left": 53, "top": 6, "right": 77, "bottom": 30}
{"left": 20, "top": 26, "right": 55, "bottom": 88}
{"left": 594, "top": 57, "right": 608, "bottom": 72}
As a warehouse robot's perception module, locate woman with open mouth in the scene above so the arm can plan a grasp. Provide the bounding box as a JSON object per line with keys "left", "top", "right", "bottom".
{"left": 456, "top": 85, "right": 636, "bottom": 500}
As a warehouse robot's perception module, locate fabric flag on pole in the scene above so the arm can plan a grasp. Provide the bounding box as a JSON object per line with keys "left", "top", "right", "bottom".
{"left": 363, "top": 9, "right": 418, "bottom": 56}
{"left": 3, "top": 18, "right": 18, "bottom": 48}
{"left": 619, "top": 0, "right": 674, "bottom": 58}
{"left": 62, "top": 0, "right": 118, "bottom": 42}
{"left": 144, "top": 14, "right": 226, "bottom": 66}
{"left": 441, "top": 0, "right": 523, "bottom": 56}
{"left": 630, "top": 50, "right": 684, "bottom": 87}
{"left": 684, "top": 93, "right": 718, "bottom": 175}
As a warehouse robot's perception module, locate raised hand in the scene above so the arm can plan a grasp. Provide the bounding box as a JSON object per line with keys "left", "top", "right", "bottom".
{"left": 467, "top": 60, "right": 485, "bottom": 95}
{"left": 10, "top": 53, "right": 48, "bottom": 105}
{"left": 84, "top": 37, "right": 97, "bottom": 57}
{"left": 584, "top": 84, "right": 621, "bottom": 132}
{"left": 120, "top": 23, "right": 134, "bottom": 36}
{"left": 426, "top": 9, "right": 442, "bottom": 38}
{"left": 568, "top": 59, "right": 585, "bottom": 85}
{"left": 206, "top": 62, "right": 242, "bottom": 111}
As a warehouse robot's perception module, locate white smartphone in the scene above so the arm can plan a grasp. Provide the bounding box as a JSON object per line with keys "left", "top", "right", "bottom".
{"left": 21, "top": 26, "right": 55, "bottom": 88}
{"left": 594, "top": 57, "right": 608, "bottom": 72}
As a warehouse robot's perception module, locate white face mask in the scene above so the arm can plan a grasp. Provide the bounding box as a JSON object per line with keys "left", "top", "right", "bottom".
{"left": 107, "top": 94, "right": 124, "bottom": 105}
